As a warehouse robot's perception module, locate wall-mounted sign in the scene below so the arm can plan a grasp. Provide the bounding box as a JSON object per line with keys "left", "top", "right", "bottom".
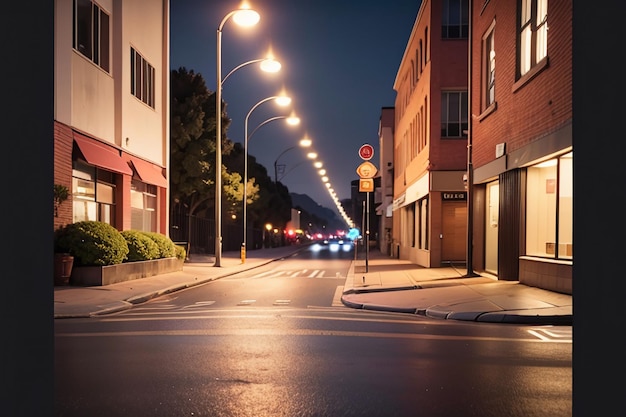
{"left": 442, "top": 192, "right": 467, "bottom": 201}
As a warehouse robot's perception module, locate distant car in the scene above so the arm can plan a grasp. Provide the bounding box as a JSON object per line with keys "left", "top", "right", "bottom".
{"left": 324, "top": 238, "right": 352, "bottom": 252}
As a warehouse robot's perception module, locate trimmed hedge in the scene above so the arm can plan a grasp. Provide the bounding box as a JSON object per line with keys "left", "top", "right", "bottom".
{"left": 143, "top": 231, "right": 177, "bottom": 258}
{"left": 121, "top": 230, "right": 160, "bottom": 262}
{"left": 55, "top": 221, "right": 183, "bottom": 266}
{"left": 54, "top": 221, "right": 129, "bottom": 266}
{"left": 174, "top": 244, "right": 186, "bottom": 261}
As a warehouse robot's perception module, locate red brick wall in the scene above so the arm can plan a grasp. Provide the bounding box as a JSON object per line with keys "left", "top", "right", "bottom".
{"left": 471, "top": 0, "right": 572, "bottom": 168}
{"left": 54, "top": 121, "right": 74, "bottom": 230}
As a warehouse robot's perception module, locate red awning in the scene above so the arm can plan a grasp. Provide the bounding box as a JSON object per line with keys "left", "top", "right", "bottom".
{"left": 73, "top": 132, "right": 133, "bottom": 175}
{"left": 128, "top": 156, "right": 168, "bottom": 188}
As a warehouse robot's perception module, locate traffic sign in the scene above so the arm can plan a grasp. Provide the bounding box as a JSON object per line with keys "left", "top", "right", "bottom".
{"left": 356, "top": 161, "right": 378, "bottom": 178}
{"left": 358, "top": 144, "right": 374, "bottom": 160}
{"left": 359, "top": 178, "right": 374, "bottom": 192}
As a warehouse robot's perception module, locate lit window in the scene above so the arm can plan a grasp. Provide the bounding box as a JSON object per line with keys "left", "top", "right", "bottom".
{"left": 519, "top": 0, "right": 548, "bottom": 76}
{"left": 525, "top": 152, "right": 572, "bottom": 259}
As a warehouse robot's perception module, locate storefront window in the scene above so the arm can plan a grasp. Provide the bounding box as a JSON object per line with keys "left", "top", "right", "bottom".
{"left": 72, "top": 161, "right": 116, "bottom": 226}
{"left": 131, "top": 179, "right": 157, "bottom": 232}
{"left": 525, "top": 152, "right": 572, "bottom": 259}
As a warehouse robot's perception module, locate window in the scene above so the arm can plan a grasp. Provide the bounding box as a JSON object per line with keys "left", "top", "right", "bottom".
{"left": 72, "top": 161, "right": 116, "bottom": 225}
{"left": 131, "top": 48, "right": 156, "bottom": 108}
{"left": 442, "top": 0, "right": 469, "bottom": 39}
{"left": 408, "top": 203, "right": 416, "bottom": 248}
{"left": 482, "top": 22, "right": 496, "bottom": 110}
{"left": 418, "top": 197, "right": 429, "bottom": 250}
{"left": 73, "top": 0, "right": 110, "bottom": 72}
{"left": 519, "top": 0, "right": 548, "bottom": 76}
{"left": 131, "top": 179, "right": 157, "bottom": 232}
{"left": 441, "top": 91, "right": 468, "bottom": 138}
{"left": 525, "top": 152, "right": 572, "bottom": 259}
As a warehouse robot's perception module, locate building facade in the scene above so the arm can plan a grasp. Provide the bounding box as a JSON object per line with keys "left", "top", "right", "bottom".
{"left": 469, "top": 0, "right": 572, "bottom": 294}
{"left": 53, "top": 0, "right": 170, "bottom": 235}
{"left": 391, "top": 0, "right": 469, "bottom": 267}
{"left": 377, "top": 107, "right": 395, "bottom": 256}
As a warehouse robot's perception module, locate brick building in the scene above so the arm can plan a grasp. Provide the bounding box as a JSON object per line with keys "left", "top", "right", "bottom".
{"left": 391, "top": 0, "right": 470, "bottom": 267}
{"left": 469, "top": 0, "right": 572, "bottom": 293}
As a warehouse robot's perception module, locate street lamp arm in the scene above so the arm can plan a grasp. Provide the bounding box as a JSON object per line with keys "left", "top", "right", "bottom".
{"left": 277, "top": 159, "right": 306, "bottom": 182}
{"left": 248, "top": 116, "right": 287, "bottom": 143}
{"left": 245, "top": 96, "right": 280, "bottom": 136}
{"left": 274, "top": 145, "right": 296, "bottom": 164}
{"left": 222, "top": 58, "right": 264, "bottom": 84}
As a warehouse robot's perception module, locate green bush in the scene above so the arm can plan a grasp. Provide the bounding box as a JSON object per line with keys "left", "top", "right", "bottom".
{"left": 142, "top": 231, "right": 177, "bottom": 258}
{"left": 54, "top": 221, "right": 129, "bottom": 266}
{"left": 174, "top": 244, "right": 187, "bottom": 261}
{"left": 121, "top": 230, "right": 160, "bottom": 262}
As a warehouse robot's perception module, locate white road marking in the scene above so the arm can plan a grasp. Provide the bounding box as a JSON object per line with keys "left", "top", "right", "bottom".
{"left": 527, "top": 327, "right": 572, "bottom": 342}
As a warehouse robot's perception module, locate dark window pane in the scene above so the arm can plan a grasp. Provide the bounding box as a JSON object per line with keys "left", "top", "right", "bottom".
{"left": 76, "top": 0, "right": 92, "bottom": 58}
{"left": 100, "top": 10, "right": 110, "bottom": 71}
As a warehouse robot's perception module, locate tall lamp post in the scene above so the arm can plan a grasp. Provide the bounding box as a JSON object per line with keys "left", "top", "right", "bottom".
{"left": 242, "top": 97, "right": 300, "bottom": 262}
{"left": 215, "top": 6, "right": 280, "bottom": 266}
{"left": 273, "top": 136, "right": 313, "bottom": 182}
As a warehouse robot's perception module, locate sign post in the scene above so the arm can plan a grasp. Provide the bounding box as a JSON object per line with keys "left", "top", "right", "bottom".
{"left": 357, "top": 144, "right": 376, "bottom": 273}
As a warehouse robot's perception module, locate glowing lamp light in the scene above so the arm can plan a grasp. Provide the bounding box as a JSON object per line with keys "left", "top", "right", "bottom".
{"left": 259, "top": 58, "right": 281, "bottom": 73}
{"left": 275, "top": 96, "right": 292, "bottom": 106}
{"left": 232, "top": 9, "right": 260, "bottom": 27}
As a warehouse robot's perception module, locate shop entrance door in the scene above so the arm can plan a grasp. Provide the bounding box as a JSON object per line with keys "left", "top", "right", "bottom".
{"left": 441, "top": 201, "right": 467, "bottom": 263}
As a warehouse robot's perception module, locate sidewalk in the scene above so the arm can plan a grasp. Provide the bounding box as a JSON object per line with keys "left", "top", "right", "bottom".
{"left": 53, "top": 244, "right": 572, "bottom": 325}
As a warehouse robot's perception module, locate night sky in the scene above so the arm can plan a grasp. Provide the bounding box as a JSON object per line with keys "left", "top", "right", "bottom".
{"left": 170, "top": 0, "right": 421, "bottom": 218}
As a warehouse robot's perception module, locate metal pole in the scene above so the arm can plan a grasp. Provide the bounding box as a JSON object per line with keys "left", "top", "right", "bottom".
{"left": 464, "top": 0, "right": 479, "bottom": 278}
{"left": 366, "top": 191, "right": 369, "bottom": 273}
{"left": 215, "top": 26, "right": 223, "bottom": 267}
{"left": 243, "top": 98, "right": 284, "bottom": 263}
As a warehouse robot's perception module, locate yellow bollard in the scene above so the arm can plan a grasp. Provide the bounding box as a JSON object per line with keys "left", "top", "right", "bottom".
{"left": 241, "top": 243, "right": 246, "bottom": 264}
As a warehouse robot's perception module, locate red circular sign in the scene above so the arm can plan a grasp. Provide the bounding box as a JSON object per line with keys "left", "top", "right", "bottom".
{"left": 358, "top": 144, "right": 374, "bottom": 160}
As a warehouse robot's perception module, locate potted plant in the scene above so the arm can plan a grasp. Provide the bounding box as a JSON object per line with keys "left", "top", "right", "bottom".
{"left": 54, "top": 184, "right": 70, "bottom": 217}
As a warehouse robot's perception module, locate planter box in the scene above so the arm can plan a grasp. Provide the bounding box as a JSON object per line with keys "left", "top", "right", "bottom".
{"left": 70, "top": 257, "right": 184, "bottom": 286}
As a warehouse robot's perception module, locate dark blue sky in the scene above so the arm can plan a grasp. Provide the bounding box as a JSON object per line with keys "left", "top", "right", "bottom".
{"left": 170, "top": 0, "right": 421, "bottom": 217}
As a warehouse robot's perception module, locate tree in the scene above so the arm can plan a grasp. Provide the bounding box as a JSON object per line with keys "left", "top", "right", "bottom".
{"left": 170, "top": 67, "right": 238, "bottom": 217}
{"left": 170, "top": 66, "right": 293, "bottom": 246}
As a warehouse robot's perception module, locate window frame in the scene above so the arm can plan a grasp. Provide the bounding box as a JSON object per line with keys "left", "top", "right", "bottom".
{"left": 73, "top": 0, "right": 110, "bottom": 73}
{"left": 518, "top": 0, "right": 548, "bottom": 78}
{"left": 440, "top": 91, "right": 468, "bottom": 139}
{"left": 71, "top": 160, "right": 117, "bottom": 226}
{"left": 482, "top": 20, "right": 496, "bottom": 112}
{"left": 524, "top": 151, "right": 572, "bottom": 260}
{"left": 442, "top": 0, "right": 469, "bottom": 39}
{"left": 130, "top": 47, "right": 156, "bottom": 108}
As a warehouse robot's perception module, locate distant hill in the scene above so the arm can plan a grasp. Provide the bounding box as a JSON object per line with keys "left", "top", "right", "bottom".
{"left": 290, "top": 193, "right": 346, "bottom": 231}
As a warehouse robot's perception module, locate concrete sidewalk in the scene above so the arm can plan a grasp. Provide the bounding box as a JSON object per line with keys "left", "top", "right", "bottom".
{"left": 342, "top": 249, "right": 572, "bottom": 324}
{"left": 53, "top": 244, "right": 572, "bottom": 325}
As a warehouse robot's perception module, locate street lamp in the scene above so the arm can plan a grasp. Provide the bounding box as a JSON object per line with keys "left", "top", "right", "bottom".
{"left": 273, "top": 136, "right": 313, "bottom": 182}
{"left": 215, "top": 6, "right": 279, "bottom": 266}
{"left": 242, "top": 95, "right": 300, "bottom": 262}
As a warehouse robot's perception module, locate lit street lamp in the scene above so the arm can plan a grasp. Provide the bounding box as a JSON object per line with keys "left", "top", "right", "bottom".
{"left": 215, "top": 6, "right": 280, "bottom": 266}
{"left": 242, "top": 95, "right": 300, "bottom": 262}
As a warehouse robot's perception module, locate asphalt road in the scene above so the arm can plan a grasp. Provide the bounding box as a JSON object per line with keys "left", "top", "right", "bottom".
{"left": 55, "top": 245, "right": 571, "bottom": 417}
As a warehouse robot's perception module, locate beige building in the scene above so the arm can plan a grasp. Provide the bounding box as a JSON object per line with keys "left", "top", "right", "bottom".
{"left": 53, "top": 0, "right": 170, "bottom": 234}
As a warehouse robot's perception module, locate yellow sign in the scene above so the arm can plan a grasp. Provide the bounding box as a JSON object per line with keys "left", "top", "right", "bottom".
{"left": 359, "top": 178, "right": 374, "bottom": 192}
{"left": 356, "top": 161, "right": 378, "bottom": 178}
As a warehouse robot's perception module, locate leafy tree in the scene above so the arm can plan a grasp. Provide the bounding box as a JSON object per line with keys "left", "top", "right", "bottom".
{"left": 170, "top": 66, "right": 293, "bottom": 241}
{"left": 170, "top": 67, "right": 239, "bottom": 217}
